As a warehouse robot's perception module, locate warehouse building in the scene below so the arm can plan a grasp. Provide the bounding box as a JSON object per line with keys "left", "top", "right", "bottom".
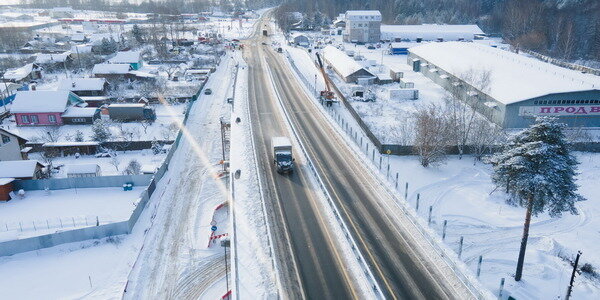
{"left": 322, "top": 46, "right": 375, "bottom": 83}
{"left": 343, "top": 10, "right": 381, "bottom": 43}
{"left": 408, "top": 42, "right": 600, "bottom": 128}
{"left": 382, "top": 24, "right": 484, "bottom": 42}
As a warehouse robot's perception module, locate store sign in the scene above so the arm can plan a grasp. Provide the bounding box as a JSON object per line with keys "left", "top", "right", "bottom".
{"left": 519, "top": 106, "right": 600, "bottom": 116}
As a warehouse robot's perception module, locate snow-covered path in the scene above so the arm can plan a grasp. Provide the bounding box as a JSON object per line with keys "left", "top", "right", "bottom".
{"left": 123, "top": 55, "right": 235, "bottom": 299}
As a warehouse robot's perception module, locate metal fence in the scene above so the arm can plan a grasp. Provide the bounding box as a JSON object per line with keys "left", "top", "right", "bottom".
{"left": 12, "top": 175, "right": 153, "bottom": 191}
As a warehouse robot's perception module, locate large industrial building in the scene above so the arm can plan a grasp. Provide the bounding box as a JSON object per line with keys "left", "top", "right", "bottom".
{"left": 381, "top": 24, "right": 484, "bottom": 42}
{"left": 408, "top": 42, "right": 600, "bottom": 128}
{"left": 343, "top": 10, "right": 381, "bottom": 43}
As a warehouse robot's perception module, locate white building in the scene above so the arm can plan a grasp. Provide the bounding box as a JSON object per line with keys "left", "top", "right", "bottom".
{"left": 381, "top": 24, "right": 484, "bottom": 42}
{"left": 344, "top": 10, "right": 382, "bottom": 43}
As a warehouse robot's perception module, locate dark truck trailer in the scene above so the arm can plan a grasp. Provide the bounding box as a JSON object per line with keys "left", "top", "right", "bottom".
{"left": 107, "top": 103, "right": 156, "bottom": 122}
{"left": 272, "top": 137, "right": 294, "bottom": 173}
{"left": 262, "top": 30, "right": 268, "bottom": 36}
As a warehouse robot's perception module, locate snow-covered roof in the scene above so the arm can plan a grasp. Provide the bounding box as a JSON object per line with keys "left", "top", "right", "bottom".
{"left": 35, "top": 52, "right": 71, "bottom": 64}
{"left": 109, "top": 51, "right": 141, "bottom": 64}
{"left": 0, "top": 128, "right": 27, "bottom": 142}
{"left": 71, "top": 33, "right": 86, "bottom": 41}
{"left": 80, "top": 96, "right": 108, "bottom": 101}
{"left": 92, "top": 63, "right": 131, "bottom": 75}
{"left": 2, "top": 63, "right": 35, "bottom": 81}
{"left": 0, "top": 178, "right": 15, "bottom": 185}
{"left": 322, "top": 46, "right": 372, "bottom": 78}
{"left": 185, "top": 69, "right": 211, "bottom": 75}
{"left": 0, "top": 160, "right": 41, "bottom": 178}
{"left": 109, "top": 103, "right": 145, "bottom": 108}
{"left": 61, "top": 107, "right": 98, "bottom": 117}
{"left": 10, "top": 90, "right": 73, "bottom": 113}
{"left": 66, "top": 164, "right": 99, "bottom": 174}
{"left": 390, "top": 42, "right": 411, "bottom": 48}
{"left": 381, "top": 24, "right": 484, "bottom": 41}
{"left": 409, "top": 42, "right": 600, "bottom": 104}
{"left": 128, "top": 70, "right": 156, "bottom": 78}
{"left": 58, "top": 78, "right": 106, "bottom": 91}
{"left": 346, "top": 10, "right": 381, "bottom": 17}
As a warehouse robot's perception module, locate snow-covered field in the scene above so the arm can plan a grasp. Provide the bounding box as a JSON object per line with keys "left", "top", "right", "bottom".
{"left": 387, "top": 153, "right": 600, "bottom": 299}
{"left": 0, "top": 187, "right": 142, "bottom": 241}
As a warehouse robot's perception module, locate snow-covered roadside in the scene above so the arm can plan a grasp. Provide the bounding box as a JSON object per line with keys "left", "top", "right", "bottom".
{"left": 390, "top": 153, "right": 600, "bottom": 299}
{"left": 229, "top": 51, "right": 278, "bottom": 299}
{"left": 0, "top": 162, "right": 173, "bottom": 299}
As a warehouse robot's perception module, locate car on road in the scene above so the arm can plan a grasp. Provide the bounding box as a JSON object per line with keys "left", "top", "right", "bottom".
{"left": 367, "top": 44, "right": 376, "bottom": 49}
{"left": 204, "top": 88, "right": 212, "bottom": 95}
{"left": 227, "top": 97, "right": 233, "bottom": 104}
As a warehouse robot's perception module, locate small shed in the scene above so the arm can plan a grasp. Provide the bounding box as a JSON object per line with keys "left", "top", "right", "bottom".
{"left": 0, "top": 160, "right": 45, "bottom": 179}
{"left": 389, "top": 43, "right": 410, "bottom": 55}
{"left": 0, "top": 178, "right": 15, "bottom": 201}
{"left": 66, "top": 164, "right": 101, "bottom": 178}
{"left": 61, "top": 107, "right": 101, "bottom": 124}
{"left": 107, "top": 103, "right": 156, "bottom": 122}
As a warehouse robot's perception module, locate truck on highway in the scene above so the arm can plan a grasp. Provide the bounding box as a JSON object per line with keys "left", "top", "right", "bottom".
{"left": 272, "top": 137, "right": 294, "bottom": 173}
{"left": 262, "top": 29, "right": 268, "bottom": 36}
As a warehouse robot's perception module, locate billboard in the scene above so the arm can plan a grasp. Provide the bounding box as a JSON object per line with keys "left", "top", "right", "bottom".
{"left": 519, "top": 105, "right": 600, "bottom": 116}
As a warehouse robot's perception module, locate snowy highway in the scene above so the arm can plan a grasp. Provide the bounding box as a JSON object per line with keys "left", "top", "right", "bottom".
{"left": 245, "top": 15, "right": 478, "bottom": 300}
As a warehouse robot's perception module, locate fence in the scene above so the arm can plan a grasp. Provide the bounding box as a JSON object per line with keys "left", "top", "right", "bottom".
{"left": 0, "top": 82, "right": 198, "bottom": 257}
{"left": 12, "top": 175, "right": 152, "bottom": 191}
{"left": 520, "top": 48, "right": 600, "bottom": 76}
{"left": 25, "top": 140, "right": 175, "bottom": 153}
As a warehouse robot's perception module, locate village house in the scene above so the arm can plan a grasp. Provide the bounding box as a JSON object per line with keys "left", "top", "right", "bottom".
{"left": 92, "top": 63, "right": 132, "bottom": 82}
{"left": 10, "top": 90, "right": 88, "bottom": 126}
{"left": 0, "top": 128, "right": 29, "bottom": 161}
{"left": 108, "top": 51, "right": 143, "bottom": 70}
{"left": 34, "top": 51, "right": 73, "bottom": 69}
{"left": 58, "top": 78, "right": 109, "bottom": 107}
{"left": 2, "top": 63, "right": 42, "bottom": 84}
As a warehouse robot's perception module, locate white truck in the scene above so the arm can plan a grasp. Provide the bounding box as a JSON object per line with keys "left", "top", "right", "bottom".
{"left": 272, "top": 137, "right": 294, "bottom": 173}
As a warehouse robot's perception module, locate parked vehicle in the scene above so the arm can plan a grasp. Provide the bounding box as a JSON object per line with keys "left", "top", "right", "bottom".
{"left": 277, "top": 47, "right": 283, "bottom": 53}
{"left": 262, "top": 30, "right": 268, "bottom": 36}
{"left": 272, "top": 137, "right": 294, "bottom": 173}
{"left": 367, "top": 45, "right": 376, "bottom": 49}
{"left": 204, "top": 88, "right": 212, "bottom": 95}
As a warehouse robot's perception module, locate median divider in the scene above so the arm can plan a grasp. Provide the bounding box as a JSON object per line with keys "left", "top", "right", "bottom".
{"left": 264, "top": 51, "right": 385, "bottom": 299}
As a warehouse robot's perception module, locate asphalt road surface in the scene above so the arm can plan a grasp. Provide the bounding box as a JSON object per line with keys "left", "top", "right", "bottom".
{"left": 245, "top": 14, "right": 473, "bottom": 300}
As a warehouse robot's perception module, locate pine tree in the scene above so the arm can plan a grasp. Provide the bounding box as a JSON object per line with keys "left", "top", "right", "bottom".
{"left": 91, "top": 119, "right": 111, "bottom": 142}
{"left": 489, "top": 117, "right": 584, "bottom": 281}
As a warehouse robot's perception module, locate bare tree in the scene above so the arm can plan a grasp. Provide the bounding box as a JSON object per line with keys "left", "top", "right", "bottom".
{"left": 110, "top": 156, "right": 121, "bottom": 172}
{"left": 470, "top": 118, "right": 506, "bottom": 164}
{"left": 413, "top": 104, "right": 452, "bottom": 167}
{"left": 38, "top": 127, "right": 62, "bottom": 143}
{"left": 445, "top": 68, "right": 492, "bottom": 159}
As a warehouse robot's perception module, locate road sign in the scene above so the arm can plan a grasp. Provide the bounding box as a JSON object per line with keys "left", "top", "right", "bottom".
{"left": 386, "top": 149, "right": 391, "bottom": 155}
{"left": 211, "top": 226, "right": 218, "bottom": 231}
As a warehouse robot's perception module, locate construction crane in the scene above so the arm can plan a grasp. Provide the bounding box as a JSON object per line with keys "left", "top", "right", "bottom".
{"left": 315, "top": 52, "right": 336, "bottom": 107}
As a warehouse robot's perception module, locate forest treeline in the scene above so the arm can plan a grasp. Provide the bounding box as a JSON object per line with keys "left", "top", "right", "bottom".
{"left": 275, "top": 0, "right": 600, "bottom": 61}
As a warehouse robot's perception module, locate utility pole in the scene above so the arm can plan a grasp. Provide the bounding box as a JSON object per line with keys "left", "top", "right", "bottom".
{"left": 221, "top": 238, "right": 231, "bottom": 295}
{"left": 565, "top": 251, "right": 582, "bottom": 300}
